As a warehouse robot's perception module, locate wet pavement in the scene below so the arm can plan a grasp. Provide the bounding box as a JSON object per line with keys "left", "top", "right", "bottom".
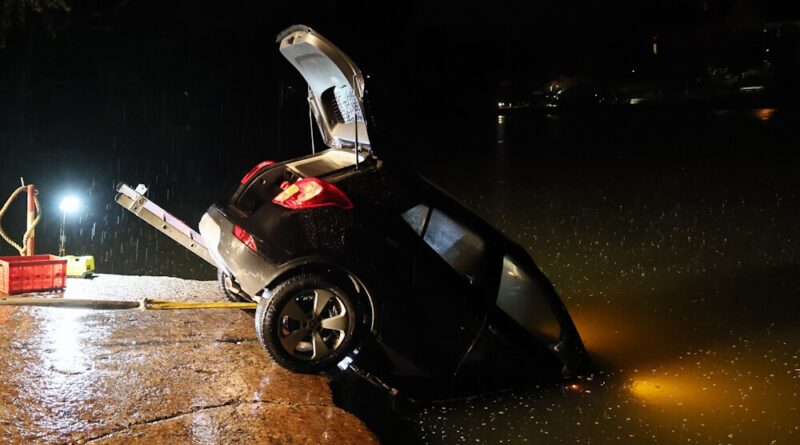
{"left": 0, "top": 274, "right": 376, "bottom": 444}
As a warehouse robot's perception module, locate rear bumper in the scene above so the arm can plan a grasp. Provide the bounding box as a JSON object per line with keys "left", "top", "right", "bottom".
{"left": 199, "top": 205, "right": 278, "bottom": 297}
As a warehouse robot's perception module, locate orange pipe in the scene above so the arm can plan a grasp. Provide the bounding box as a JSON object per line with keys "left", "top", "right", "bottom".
{"left": 26, "top": 184, "right": 35, "bottom": 256}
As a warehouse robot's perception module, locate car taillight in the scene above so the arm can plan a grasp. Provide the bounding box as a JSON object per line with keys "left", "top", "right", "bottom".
{"left": 272, "top": 177, "right": 353, "bottom": 210}
{"left": 240, "top": 160, "right": 275, "bottom": 184}
{"left": 233, "top": 225, "right": 257, "bottom": 251}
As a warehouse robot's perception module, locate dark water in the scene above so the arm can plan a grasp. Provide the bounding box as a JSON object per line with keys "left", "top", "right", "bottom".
{"left": 372, "top": 108, "right": 799, "bottom": 444}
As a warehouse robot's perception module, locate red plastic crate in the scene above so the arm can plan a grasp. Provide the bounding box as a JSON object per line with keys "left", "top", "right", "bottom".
{"left": 0, "top": 255, "right": 67, "bottom": 295}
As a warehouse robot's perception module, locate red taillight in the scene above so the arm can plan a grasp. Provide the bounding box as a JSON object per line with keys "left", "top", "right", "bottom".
{"left": 240, "top": 160, "right": 275, "bottom": 184}
{"left": 233, "top": 225, "right": 257, "bottom": 251}
{"left": 272, "top": 177, "right": 353, "bottom": 210}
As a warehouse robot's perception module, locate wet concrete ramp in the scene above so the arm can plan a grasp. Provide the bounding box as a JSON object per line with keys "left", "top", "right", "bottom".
{"left": 0, "top": 274, "right": 377, "bottom": 444}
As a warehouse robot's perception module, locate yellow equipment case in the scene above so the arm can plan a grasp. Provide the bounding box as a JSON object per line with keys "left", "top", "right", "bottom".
{"left": 63, "top": 255, "right": 95, "bottom": 278}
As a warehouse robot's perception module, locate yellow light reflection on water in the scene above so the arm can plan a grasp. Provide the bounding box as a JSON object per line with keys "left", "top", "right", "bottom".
{"left": 628, "top": 376, "right": 708, "bottom": 405}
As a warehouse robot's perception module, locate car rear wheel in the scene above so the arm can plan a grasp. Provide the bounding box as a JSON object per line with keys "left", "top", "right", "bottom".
{"left": 217, "top": 269, "right": 251, "bottom": 302}
{"left": 255, "top": 274, "right": 359, "bottom": 373}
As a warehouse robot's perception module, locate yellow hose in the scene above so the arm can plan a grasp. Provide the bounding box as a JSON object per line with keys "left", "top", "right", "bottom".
{"left": 140, "top": 299, "right": 257, "bottom": 310}
{"left": 0, "top": 186, "right": 41, "bottom": 255}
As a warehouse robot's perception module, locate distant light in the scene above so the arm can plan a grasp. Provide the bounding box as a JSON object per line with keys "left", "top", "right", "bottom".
{"left": 739, "top": 85, "right": 765, "bottom": 93}
{"left": 59, "top": 196, "right": 80, "bottom": 213}
{"left": 755, "top": 108, "right": 777, "bottom": 121}
{"left": 631, "top": 69, "right": 636, "bottom": 74}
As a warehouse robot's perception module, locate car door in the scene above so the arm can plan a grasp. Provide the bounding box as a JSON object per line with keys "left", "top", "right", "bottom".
{"left": 377, "top": 203, "right": 488, "bottom": 378}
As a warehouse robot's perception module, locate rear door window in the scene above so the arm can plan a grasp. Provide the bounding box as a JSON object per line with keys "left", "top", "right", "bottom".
{"left": 496, "top": 255, "right": 561, "bottom": 341}
{"left": 401, "top": 204, "right": 430, "bottom": 235}
{"left": 401, "top": 205, "right": 485, "bottom": 282}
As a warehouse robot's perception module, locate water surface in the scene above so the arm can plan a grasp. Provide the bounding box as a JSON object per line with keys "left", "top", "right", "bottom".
{"left": 397, "top": 108, "right": 799, "bottom": 444}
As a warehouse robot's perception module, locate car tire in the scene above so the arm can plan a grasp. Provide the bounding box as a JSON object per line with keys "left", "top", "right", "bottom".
{"left": 217, "top": 269, "right": 250, "bottom": 302}
{"left": 255, "top": 274, "right": 360, "bottom": 373}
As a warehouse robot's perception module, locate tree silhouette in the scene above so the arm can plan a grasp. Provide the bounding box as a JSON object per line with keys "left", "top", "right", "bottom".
{"left": 0, "top": 0, "right": 70, "bottom": 48}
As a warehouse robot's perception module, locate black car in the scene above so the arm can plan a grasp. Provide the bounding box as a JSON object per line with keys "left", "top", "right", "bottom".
{"left": 199, "top": 25, "right": 587, "bottom": 386}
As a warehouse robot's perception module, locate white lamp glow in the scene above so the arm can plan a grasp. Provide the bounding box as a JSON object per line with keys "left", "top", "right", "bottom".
{"left": 59, "top": 196, "right": 80, "bottom": 213}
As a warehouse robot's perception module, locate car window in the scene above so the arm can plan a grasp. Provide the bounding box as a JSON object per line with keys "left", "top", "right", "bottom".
{"left": 496, "top": 255, "right": 561, "bottom": 341}
{"left": 401, "top": 204, "right": 430, "bottom": 235}
{"left": 422, "top": 209, "right": 485, "bottom": 283}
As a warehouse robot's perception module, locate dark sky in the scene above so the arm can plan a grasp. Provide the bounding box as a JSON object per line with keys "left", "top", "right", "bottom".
{"left": 2, "top": 0, "right": 799, "bottom": 175}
